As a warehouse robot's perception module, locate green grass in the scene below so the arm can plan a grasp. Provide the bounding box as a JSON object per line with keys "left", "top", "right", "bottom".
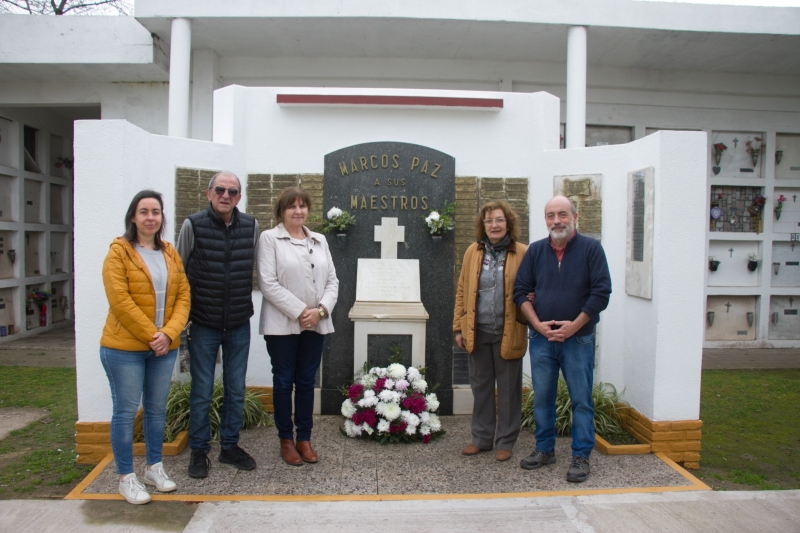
{"left": 0, "top": 367, "right": 93, "bottom": 498}
{"left": 698, "top": 369, "right": 800, "bottom": 490}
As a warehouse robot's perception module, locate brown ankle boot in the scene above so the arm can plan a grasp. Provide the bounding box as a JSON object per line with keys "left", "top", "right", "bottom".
{"left": 296, "top": 440, "right": 318, "bottom": 463}
{"left": 280, "top": 439, "right": 302, "bottom": 466}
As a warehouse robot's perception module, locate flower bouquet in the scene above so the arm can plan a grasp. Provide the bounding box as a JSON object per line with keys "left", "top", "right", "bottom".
{"left": 775, "top": 194, "right": 787, "bottom": 220}
{"left": 712, "top": 142, "right": 727, "bottom": 166}
{"left": 341, "top": 362, "right": 444, "bottom": 444}
{"left": 423, "top": 200, "right": 455, "bottom": 235}
{"left": 745, "top": 137, "right": 763, "bottom": 168}
{"left": 28, "top": 288, "right": 52, "bottom": 308}
{"left": 320, "top": 206, "right": 356, "bottom": 233}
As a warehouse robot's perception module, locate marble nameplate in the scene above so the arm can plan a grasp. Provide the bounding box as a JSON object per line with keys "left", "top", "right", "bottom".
{"left": 356, "top": 258, "right": 421, "bottom": 302}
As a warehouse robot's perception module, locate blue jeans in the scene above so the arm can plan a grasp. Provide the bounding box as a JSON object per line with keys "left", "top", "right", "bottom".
{"left": 100, "top": 346, "right": 177, "bottom": 475}
{"left": 528, "top": 330, "right": 596, "bottom": 458}
{"left": 265, "top": 331, "right": 324, "bottom": 441}
{"left": 188, "top": 321, "right": 250, "bottom": 453}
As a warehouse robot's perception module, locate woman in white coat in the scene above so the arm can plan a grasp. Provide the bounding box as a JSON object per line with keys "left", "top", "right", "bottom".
{"left": 257, "top": 187, "right": 338, "bottom": 466}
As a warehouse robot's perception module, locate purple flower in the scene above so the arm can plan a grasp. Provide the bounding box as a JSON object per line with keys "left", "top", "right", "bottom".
{"left": 373, "top": 377, "right": 387, "bottom": 393}
{"left": 359, "top": 408, "right": 377, "bottom": 427}
{"left": 422, "top": 434, "right": 432, "bottom": 444}
{"left": 389, "top": 421, "right": 407, "bottom": 434}
{"left": 402, "top": 393, "right": 427, "bottom": 415}
{"left": 348, "top": 383, "right": 364, "bottom": 402}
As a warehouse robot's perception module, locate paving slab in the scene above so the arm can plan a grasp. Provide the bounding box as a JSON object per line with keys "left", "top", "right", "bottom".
{"left": 0, "top": 407, "right": 49, "bottom": 440}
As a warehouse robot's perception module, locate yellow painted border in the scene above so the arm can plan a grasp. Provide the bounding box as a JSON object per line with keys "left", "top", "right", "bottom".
{"left": 594, "top": 434, "right": 651, "bottom": 455}
{"left": 66, "top": 451, "right": 710, "bottom": 502}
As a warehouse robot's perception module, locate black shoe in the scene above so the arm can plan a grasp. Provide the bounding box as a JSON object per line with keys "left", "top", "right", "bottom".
{"left": 188, "top": 449, "right": 210, "bottom": 479}
{"left": 219, "top": 444, "right": 256, "bottom": 471}
{"left": 566, "top": 456, "right": 590, "bottom": 483}
{"left": 519, "top": 450, "right": 556, "bottom": 470}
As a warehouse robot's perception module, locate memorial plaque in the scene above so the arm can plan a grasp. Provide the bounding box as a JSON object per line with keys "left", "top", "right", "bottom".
{"left": 322, "top": 141, "right": 455, "bottom": 414}
{"left": 554, "top": 174, "right": 602, "bottom": 239}
{"left": 626, "top": 167, "right": 654, "bottom": 299}
{"left": 356, "top": 259, "right": 420, "bottom": 302}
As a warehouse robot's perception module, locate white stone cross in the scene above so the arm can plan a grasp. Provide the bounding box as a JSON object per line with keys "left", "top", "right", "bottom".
{"left": 374, "top": 217, "right": 405, "bottom": 259}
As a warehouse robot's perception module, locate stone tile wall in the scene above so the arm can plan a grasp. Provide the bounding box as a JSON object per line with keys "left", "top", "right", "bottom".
{"left": 709, "top": 186, "right": 764, "bottom": 233}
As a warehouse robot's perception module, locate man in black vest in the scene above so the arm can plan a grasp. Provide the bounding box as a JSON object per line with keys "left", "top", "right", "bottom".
{"left": 177, "top": 171, "right": 260, "bottom": 478}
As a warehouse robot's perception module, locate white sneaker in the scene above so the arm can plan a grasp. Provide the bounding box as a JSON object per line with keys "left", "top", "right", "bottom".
{"left": 119, "top": 473, "right": 151, "bottom": 505}
{"left": 142, "top": 462, "right": 177, "bottom": 492}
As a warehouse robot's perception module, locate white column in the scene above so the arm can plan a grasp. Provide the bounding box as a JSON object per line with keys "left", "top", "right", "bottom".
{"left": 191, "top": 50, "right": 220, "bottom": 141}
{"left": 168, "top": 18, "right": 192, "bottom": 138}
{"left": 565, "top": 26, "right": 587, "bottom": 149}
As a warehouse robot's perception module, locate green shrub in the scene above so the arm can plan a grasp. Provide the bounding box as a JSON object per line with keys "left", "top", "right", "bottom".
{"left": 162, "top": 379, "right": 273, "bottom": 442}
{"left": 520, "top": 374, "right": 632, "bottom": 442}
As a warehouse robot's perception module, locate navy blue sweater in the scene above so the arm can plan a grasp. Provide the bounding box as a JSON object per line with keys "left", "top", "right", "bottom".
{"left": 513, "top": 232, "right": 611, "bottom": 337}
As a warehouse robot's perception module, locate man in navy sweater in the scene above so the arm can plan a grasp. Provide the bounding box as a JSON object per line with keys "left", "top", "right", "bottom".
{"left": 513, "top": 195, "right": 611, "bottom": 482}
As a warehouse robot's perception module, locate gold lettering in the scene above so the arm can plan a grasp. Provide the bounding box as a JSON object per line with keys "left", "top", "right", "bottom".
{"left": 387, "top": 178, "right": 392, "bottom": 186}
{"left": 370, "top": 155, "right": 378, "bottom": 169}
{"left": 391, "top": 196, "right": 398, "bottom": 209}
{"left": 381, "top": 196, "right": 388, "bottom": 209}
{"left": 360, "top": 157, "right": 368, "bottom": 171}
{"left": 431, "top": 163, "right": 441, "bottom": 178}
{"left": 400, "top": 179, "right": 405, "bottom": 186}
{"left": 361, "top": 196, "right": 367, "bottom": 209}
{"left": 421, "top": 196, "right": 428, "bottom": 210}
{"left": 339, "top": 162, "right": 348, "bottom": 176}
{"left": 392, "top": 154, "right": 400, "bottom": 168}
{"left": 351, "top": 195, "right": 358, "bottom": 209}
{"left": 370, "top": 195, "right": 377, "bottom": 209}
{"left": 400, "top": 196, "right": 408, "bottom": 209}
{"left": 411, "top": 196, "right": 418, "bottom": 210}
{"left": 410, "top": 157, "right": 420, "bottom": 170}
{"left": 374, "top": 179, "right": 380, "bottom": 186}
{"left": 351, "top": 160, "right": 358, "bottom": 173}
{"left": 420, "top": 160, "right": 428, "bottom": 174}
{"left": 381, "top": 154, "right": 389, "bottom": 168}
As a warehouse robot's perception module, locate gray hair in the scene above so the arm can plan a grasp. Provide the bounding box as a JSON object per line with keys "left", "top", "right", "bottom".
{"left": 207, "top": 171, "right": 242, "bottom": 191}
{"left": 544, "top": 196, "right": 578, "bottom": 215}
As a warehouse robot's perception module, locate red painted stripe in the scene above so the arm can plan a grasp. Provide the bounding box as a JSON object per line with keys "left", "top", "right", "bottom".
{"left": 276, "top": 94, "right": 503, "bottom": 109}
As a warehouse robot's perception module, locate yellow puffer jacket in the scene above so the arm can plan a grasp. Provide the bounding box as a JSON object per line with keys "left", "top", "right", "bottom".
{"left": 453, "top": 241, "right": 529, "bottom": 360}
{"left": 100, "top": 237, "right": 191, "bottom": 351}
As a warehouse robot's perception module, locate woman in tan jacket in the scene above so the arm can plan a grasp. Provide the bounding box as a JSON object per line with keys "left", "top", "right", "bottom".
{"left": 100, "top": 190, "right": 190, "bottom": 504}
{"left": 453, "top": 200, "right": 528, "bottom": 462}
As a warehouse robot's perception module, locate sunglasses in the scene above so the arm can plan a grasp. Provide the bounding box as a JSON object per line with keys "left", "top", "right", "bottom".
{"left": 212, "top": 186, "right": 239, "bottom": 197}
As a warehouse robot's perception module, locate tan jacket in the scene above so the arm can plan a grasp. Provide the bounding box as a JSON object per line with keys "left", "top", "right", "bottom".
{"left": 453, "top": 241, "right": 529, "bottom": 360}
{"left": 257, "top": 223, "right": 339, "bottom": 335}
{"left": 100, "top": 238, "right": 191, "bottom": 351}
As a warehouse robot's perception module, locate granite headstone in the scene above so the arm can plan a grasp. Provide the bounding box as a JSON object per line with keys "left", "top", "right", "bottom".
{"left": 321, "top": 141, "right": 455, "bottom": 415}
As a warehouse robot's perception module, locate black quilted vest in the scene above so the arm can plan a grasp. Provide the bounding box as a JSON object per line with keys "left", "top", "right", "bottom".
{"left": 185, "top": 205, "right": 256, "bottom": 330}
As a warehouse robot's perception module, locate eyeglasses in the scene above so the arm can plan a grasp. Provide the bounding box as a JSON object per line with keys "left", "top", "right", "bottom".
{"left": 212, "top": 186, "right": 239, "bottom": 197}
{"left": 483, "top": 218, "right": 506, "bottom": 225}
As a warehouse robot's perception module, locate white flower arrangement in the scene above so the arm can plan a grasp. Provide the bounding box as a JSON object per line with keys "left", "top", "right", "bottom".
{"left": 341, "top": 362, "right": 444, "bottom": 444}
{"left": 423, "top": 200, "right": 455, "bottom": 235}
{"left": 320, "top": 206, "right": 356, "bottom": 233}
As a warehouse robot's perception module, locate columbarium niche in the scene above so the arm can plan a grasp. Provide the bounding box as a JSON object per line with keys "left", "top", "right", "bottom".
{"left": 705, "top": 295, "right": 757, "bottom": 341}
{"left": 773, "top": 187, "right": 799, "bottom": 235}
{"left": 50, "top": 184, "right": 67, "bottom": 225}
{"left": 771, "top": 241, "right": 800, "bottom": 287}
{"left": 50, "top": 281, "right": 70, "bottom": 323}
{"left": 707, "top": 240, "right": 759, "bottom": 287}
{"left": 775, "top": 133, "right": 800, "bottom": 180}
{"left": 24, "top": 179, "right": 42, "bottom": 223}
{"left": 709, "top": 186, "right": 764, "bottom": 233}
{"left": 0, "top": 288, "right": 16, "bottom": 337}
{"left": 0, "top": 117, "right": 12, "bottom": 168}
{"left": 24, "top": 231, "right": 43, "bottom": 277}
{"left": 50, "top": 232, "right": 68, "bottom": 274}
{"left": 585, "top": 125, "right": 632, "bottom": 147}
{"left": 0, "top": 174, "right": 17, "bottom": 222}
{"left": 0, "top": 231, "right": 16, "bottom": 279}
{"left": 768, "top": 296, "right": 800, "bottom": 340}
{"left": 710, "top": 131, "right": 764, "bottom": 179}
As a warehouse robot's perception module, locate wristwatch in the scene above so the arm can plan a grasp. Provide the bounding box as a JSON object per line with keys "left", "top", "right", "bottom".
{"left": 318, "top": 305, "right": 328, "bottom": 319}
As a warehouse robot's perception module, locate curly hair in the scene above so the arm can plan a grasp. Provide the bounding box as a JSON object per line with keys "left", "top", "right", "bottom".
{"left": 474, "top": 199, "right": 520, "bottom": 242}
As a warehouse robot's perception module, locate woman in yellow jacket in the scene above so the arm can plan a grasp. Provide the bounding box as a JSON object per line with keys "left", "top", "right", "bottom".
{"left": 453, "top": 200, "right": 528, "bottom": 462}
{"left": 100, "top": 190, "right": 190, "bottom": 505}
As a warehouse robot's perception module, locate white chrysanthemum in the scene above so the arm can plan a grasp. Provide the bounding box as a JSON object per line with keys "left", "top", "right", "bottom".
{"left": 419, "top": 411, "right": 430, "bottom": 424}
{"left": 405, "top": 424, "right": 417, "bottom": 435}
{"left": 426, "top": 211, "right": 440, "bottom": 223}
{"left": 341, "top": 399, "right": 357, "bottom": 418}
{"left": 412, "top": 379, "right": 428, "bottom": 393}
{"left": 363, "top": 389, "right": 375, "bottom": 398}
{"left": 327, "top": 207, "right": 343, "bottom": 220}
{"left": 395, "top": 379, "right": 409, "bottom": 391}
{"left": 377, "top": 418, "right": 391, "bottom": 433}
{"left": 362, "top": 423, "right": 374, "bottom": 435}
{"left": 344, "top": 419, "right": 359, "bottom": 437}
{"left": 406, "top": 367, "right": 421, "bottom": 382}
{"left": 401, "top": 411, "right": 420, "bottom": 427}
{"left": 419, "top": 424, "right": 431, "bottom": 436}
{"left": 425, "top": 393, "right": 440, "bottom": 412}
{"left": 360, "top": 374, "right": 377, "bottom": 389}
{"left": 357, "top": 394, "right": 378, "bottom": 408}
{"left": 428, "top": 413, "right": 441, "bottom": 432}
{"left": 381, "top": 402, "right": 401, "bottom": 421}
{"left": 383, "top": 378, "right": 395, "bottom": 389}
{"left": 378, "top": 389, "right": 400, "bottom": 403}
{"left": 368, "top": 367, "right": 382, "bottom": 376}
{"left": 374, "top": 367, "right": 388, "bottom": 378}
{"left": 387, "top": 363, "right": 406, "bottom": 380}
